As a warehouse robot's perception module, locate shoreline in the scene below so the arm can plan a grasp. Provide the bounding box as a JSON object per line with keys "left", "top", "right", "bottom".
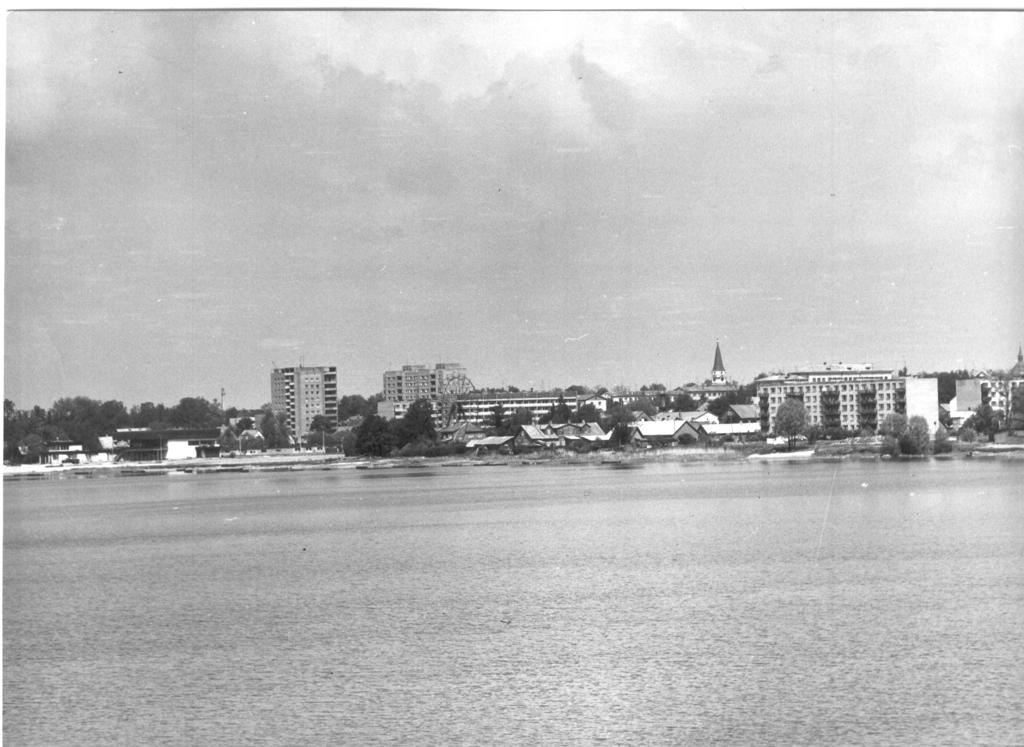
{"left": 5, "top": 442, "right": 1023, "bottom": 480}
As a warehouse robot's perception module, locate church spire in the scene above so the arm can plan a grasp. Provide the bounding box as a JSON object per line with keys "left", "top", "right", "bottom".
{"left": 712, "top": 340, "right": 726, "bottom": 383}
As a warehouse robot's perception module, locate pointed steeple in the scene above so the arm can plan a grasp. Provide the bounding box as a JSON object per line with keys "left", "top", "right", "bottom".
{"left": 712, "top": 340, "right": 726, "bottom": 383}
{"left": 1011, "top": 343, "right": 1024, "bottom": 378}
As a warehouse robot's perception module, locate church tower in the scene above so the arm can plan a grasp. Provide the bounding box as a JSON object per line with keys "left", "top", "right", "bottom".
{"left": 1010, "top": 344, "right": 1024, "bottom": 378}
{"left": 711, "top": 340, "right": 727, "bottom": 384}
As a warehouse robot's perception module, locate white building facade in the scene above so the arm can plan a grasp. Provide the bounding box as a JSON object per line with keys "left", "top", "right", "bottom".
{"left": 756, "top": 362, "right": 937, "bottom": 435}
{"left": 270, "top": 365, "right": 338, "bottom": 436}
{"left": 382, "top": 362, "right": 471, "bottom": 403}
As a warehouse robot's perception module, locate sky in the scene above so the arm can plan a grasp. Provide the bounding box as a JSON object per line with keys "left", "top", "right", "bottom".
{"left": 5, "top": 10, "right": 1023, "bottom": 410}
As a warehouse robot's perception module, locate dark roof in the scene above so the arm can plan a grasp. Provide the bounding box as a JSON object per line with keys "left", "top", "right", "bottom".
{"left": 713, "top": 341, "right": 725, "bottom": 372}
{"left": 729, "top": 404, "right": 759, "bottom": 420}
{"left": 115, "top": 428, "right": 222, "bottom": 441}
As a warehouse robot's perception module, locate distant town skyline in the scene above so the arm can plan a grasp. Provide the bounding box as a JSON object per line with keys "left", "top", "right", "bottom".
{"left": 6, "top": 11, "right": 1023, "bottom": 408}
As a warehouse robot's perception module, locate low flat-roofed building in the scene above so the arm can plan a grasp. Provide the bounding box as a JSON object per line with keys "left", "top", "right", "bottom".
{"left": 114, "top": 428, "right": 222, "bottom": 461}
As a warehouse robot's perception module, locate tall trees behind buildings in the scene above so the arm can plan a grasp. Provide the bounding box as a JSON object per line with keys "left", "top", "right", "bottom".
{"left": 4, "top": 395, "right": 224, "bottom": 461}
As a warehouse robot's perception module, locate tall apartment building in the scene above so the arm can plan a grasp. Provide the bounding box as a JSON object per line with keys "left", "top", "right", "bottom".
{"left": 382, "top": 362, "right": 469, "bottom": 403}
{"left": 756, "top": 362, "right": 937, "bottom": 434}
{"left": 270, "top": 365, "right": 338, "bottom": 436}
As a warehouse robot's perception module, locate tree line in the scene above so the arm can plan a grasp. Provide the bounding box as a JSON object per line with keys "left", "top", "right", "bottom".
{"left": 3, "top": 395, "right": 314, "bottom": 463}
{"left": 3, "top": 396, "right": 227, "bottom": 462}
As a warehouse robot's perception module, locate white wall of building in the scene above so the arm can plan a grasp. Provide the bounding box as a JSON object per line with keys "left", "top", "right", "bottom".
{"left": 905, "top": 377, "right": 940, "bottom": 434}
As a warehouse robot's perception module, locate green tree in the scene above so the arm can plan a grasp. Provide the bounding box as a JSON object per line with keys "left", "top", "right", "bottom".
{"left": 308, "top": 414, "right": 334, "bottom": 434}
{"left": 48, "top": 396, "right": 117, "bottom": 451}
{"left": 899, "top": 415, "right": 932, "bottom": 455}
{"left": 602, "top": 402, "right": 634, "bottom": 432}
{"left": 546, "top": 395, "right": 572, "bottom": 424}
{"left": 878, "top": 412, "right": 908, "bottom": 438}
{"left": 775, "top": 398, "right": 807, "bottom": 450}
{"left": 170, "top": 397, "right": 222, "bottom": 429}
{"left": 610, "top": 423, "right": 633, "bottom": 448}
{"left": 131, "top": 401, "right": 170, "bottom": 429}
{"left": 576, "top": 403, "right": 600, "bottom": 423}
{"left": 238, "top": 429, "right": 264, "bottom": 453}
{"left": 1010, "top": 387, "right": 1024, "bottom": 433}
{"left": 259, "top": 409, "right": 292, "bottom": 449}
{"left": 964, "top": 404, "right": 998, "bottom": 442}
{"left": 671, "top": 393, "right": 699, "bottom": 411}
{"left": 933, "top": 424, "right": 953, "bottom": 454}
{"left": 304, "top": 414, "right": 335, "bottom": 449}
{"left": 395, "top": 399, "right": 436, "bottom": 448}
{"left": 489, "top": 403, "right": 505, "bottom": 432}
{"left": 705, "top": 393, "right": 738, "bottom": 420}
{"left": 17, "top": 433, "right": 48, "bottom": 463}
{"left": 338, "top": 394, "right": 374, "bottom": 421}
{"left": 220, "top": 429, "right": 240, "bottom": 453}
{"left": 507, "top": 408, "right": 535, "bottom": 434}
{"left": 355, "top": 415, "right": 396, "bottom": 456}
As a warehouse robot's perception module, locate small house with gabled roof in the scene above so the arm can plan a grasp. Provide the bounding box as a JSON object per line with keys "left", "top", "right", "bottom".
{"left": 515, "top": 425, "right": 561, "bottom": 450}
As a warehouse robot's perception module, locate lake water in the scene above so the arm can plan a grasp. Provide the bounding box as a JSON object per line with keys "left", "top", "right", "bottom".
{"left": 4, "top": 458, "right": 1024, "bottom": 745}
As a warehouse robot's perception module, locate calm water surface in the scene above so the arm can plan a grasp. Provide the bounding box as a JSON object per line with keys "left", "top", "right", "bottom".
{"left": 4, "top": 459, "right": 1024, "bottom": 745}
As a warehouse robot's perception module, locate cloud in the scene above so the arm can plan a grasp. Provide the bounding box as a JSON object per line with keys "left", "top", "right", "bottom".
{"left": 5, "top": 11, "right": 1024, "bottom": 406}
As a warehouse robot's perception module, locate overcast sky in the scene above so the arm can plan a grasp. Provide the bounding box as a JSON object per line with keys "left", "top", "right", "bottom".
{"left": 5, "top": 10, "right": 1023, "bottom": 409}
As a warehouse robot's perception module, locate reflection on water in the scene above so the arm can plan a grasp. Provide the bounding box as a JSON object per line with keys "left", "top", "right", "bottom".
{"left": 4, "top": 459, "right": 1024, "bottom": 744}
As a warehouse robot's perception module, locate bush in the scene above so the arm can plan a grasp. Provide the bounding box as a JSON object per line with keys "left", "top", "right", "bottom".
{"left": 959, "top": 427, "right": 977, "bottom": 443}
{"left": 901, "top": 416, "right": 932, "bottom": 455}
{"left": 881, "top": 435, "right": 900, "bottom": 457}
{"left": 897, "top": 434, "right": 917, "bottom": 455}
{"left": 933, "top": 424, "right": 953, "bottom": 454}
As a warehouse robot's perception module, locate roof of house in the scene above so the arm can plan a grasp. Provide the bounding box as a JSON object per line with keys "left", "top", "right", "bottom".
{"left": 519, "top": 425, "right": 559, "bottom": 442}
{"left": 467, "top": 436, "right": 516, "bottom": 447}
{"left": 632, "top": 421, "right": 688, "bottom": 438}
{"left": 729, "top": 404, "right": 760, "bottom": 420}
{"left": 654, "top": 410, "right": 718, "bottom": 423}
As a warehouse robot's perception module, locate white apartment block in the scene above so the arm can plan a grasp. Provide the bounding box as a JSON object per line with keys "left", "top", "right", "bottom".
{"left": 382, "top": 362, "right": 470, "bottom": 402}
{"left": 380, "top": 391, "right": 584, "bottom": 426}
{"left": 270, "top": 365, "right": 338, "bottom": 436}
{"left": 756, "top": 362, "right": 936, "bottom": 434}
{"left": 454, "top": 392, "right": 579, "bottom": 426}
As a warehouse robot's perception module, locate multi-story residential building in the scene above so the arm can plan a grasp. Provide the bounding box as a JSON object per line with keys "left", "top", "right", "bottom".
{"left": 382, "top": 362, "right": 470, "bottom": 403}
{"left": 756, "top": 362, "right": 936, "bottom": 434}
{"left": 270, "top": 365, "right": 338, "bottom": 436}
{"left": 451, "top": 391, "right": 585, "bottom": 426}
